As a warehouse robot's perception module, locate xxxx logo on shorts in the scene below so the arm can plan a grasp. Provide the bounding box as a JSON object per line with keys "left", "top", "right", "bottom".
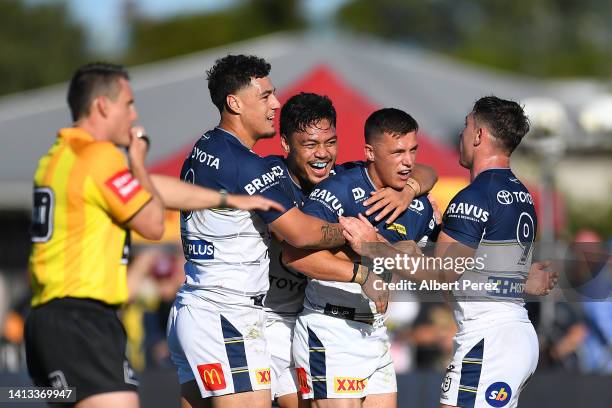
{"left": 334, "top": 377, "right": 367, "bottom": 393}
{"left": 296, "top": 368, "right": 311, "bottom": 394}
{"left": 197, "top": 363, "right": 226, "bottom": 391}
{"left": 255, "top": 368, "right": 271, "bottom": 385}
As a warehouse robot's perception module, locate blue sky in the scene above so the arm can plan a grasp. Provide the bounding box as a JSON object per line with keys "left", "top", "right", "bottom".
{"left": 28, "top": 0, "right": 349, "bottom": 55}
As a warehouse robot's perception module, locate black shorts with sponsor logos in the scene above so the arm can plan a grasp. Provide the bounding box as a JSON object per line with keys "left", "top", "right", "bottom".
{"left": 25, "top": 298, "right": 138, "bottom": 404}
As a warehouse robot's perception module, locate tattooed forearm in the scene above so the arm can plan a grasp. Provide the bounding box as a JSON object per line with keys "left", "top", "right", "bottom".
{"left": 319, "top": 223, "right": 345, "bottom": 248}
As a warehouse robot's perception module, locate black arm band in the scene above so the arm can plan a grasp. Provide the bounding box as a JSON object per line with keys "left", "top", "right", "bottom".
{"left": 350, "top": 262, "right": 360, "bottom": 283}
{"left": 219, "top": 189, "right": 228, "bottom": 208}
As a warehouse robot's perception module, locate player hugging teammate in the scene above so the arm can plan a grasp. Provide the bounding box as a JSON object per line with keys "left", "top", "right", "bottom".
{"left": 163, "top": 52, "right": 557, "bottom": 408}
{"left": 340, "top": 96, "right": 558, "bottom": 408}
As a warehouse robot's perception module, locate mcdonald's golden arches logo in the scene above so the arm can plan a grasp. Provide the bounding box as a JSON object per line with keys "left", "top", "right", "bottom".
{"left": 197, "top": 363, "right": 226, "bottom": 391}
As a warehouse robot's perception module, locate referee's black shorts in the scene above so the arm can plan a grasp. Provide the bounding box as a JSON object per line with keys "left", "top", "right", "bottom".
{"left": 24, "top": 297, "right": 139, "bottom": 403}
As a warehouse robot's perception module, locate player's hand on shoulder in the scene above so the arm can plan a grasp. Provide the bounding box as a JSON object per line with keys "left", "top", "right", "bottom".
{"left": 364, "top": 187, "right": 412, "bottom": 225}
{"left": 227, "top": 194, "right": 286, "bottom": 212}
{"left": 525, "top": 260, "right": 559, "bottom": 296}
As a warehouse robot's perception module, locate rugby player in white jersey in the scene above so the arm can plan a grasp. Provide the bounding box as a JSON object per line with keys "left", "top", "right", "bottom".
{"left": 264, "top": 94, "right": 438, "bottom": 408}
{"left": 166, "top": 55, "right": 355, "bottom": 408}
{"left": 340, "top": 96, "right": 559, "bottom": 408}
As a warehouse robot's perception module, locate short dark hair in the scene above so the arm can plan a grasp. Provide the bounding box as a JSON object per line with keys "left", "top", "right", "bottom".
{"left": 364, "top": 108, "right": 418, "bottom": 143}
{"left": 67, "top": 62, "right": 129, "bottom": 122}
{"left": 206, "top": 54, "right": 271, "bottom": 113}
{"left": 472, "top": 96, "right": 530, "bottom": 154}
{"left": 280, "top": 93, "right": 337, "bottom": 138}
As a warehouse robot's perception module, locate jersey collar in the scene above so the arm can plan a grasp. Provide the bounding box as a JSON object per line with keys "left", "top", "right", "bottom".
{"left": 58, "top": 127, "right": 95, "bottom": 142}
{"left": 280, "top": 158, "right": 303, "bottom": 191}
{"left": 214, "top": 126, "right": 253, "bottom": 152}
{"left": 362, "top": 165, "right": 377, "bottom": 191}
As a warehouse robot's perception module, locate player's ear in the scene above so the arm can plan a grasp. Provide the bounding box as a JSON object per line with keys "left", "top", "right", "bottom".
{"left": 474, "top": 127, "right": 483, "bottom": 147}
{"left": 94, "top": 95, "right": 108, "bottom": 118}
{"left": 364, "top": 144, "right": 375, "bottom": 162}
{"left": 226, "top": 94, "right": 241, "bottom": 114}
{"left": 280, "top": 134, "right": 291, "bottom": 154}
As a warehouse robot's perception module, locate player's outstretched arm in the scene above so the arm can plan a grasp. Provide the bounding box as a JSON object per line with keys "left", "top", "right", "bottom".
{"left": 340, "top": 214, "right": 469, "bottom": 283}
{"left": 363, "top": 163, "right": 438, "bottom": 224}
{"left": 341, "top": 214, "right": 559, "bottom": 295}
{"left": 269, "top": 207, "right": 345, "bottom": 249}
{"left": 151, "top": 174, "right": 285, "bottom": 212}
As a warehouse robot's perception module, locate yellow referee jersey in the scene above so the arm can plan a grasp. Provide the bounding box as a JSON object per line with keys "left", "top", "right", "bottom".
{"left": 29, "top": 128, "right": 152, "bottom": 306}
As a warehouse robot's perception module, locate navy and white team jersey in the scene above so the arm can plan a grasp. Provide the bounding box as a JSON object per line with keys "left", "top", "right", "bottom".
{"left": 301, "top": 162, "right": 435, "bottom": 324}
{"left": 442, "top": 168, "right": 538, "bottom": 332}
{"left": 263, "top": 155, "right": 308, "bottom": 319}
{"left": 263, "top": 156, "right": 354, "bottom": 320}
{"left": 178, "top": 128, "right": 294, "bottom": 299}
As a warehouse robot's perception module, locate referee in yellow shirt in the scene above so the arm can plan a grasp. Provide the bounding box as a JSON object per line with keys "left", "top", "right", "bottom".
{"left": 24, "top": 62, "right": 284, "bottom": 408}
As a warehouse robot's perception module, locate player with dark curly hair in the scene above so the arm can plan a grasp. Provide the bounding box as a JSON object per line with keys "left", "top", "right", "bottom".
{"left": 264, "top": 94, "right": 438, "bottom": 408}
{"left": 166, "top": 56, "right": 373, "bottom": 408}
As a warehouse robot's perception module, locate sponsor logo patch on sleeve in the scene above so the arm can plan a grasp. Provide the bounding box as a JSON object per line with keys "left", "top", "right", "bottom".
{"left": 105, "top": 169, "right": 143, "bottom": 203}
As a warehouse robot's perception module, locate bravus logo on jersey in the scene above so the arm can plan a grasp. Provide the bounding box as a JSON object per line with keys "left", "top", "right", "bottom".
{"left": 309, "top": 188, "right": 344, "bottom": 216}
{"left": 445, "top": 202, "right": 489, "bottom": 222}
{"left": 244, "top": 166, "right": 284, "bottom": 195}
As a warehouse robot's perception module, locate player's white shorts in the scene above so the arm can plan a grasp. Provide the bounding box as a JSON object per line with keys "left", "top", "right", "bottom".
{"left": 440, "top": 321, "right": 538, "bottom": 408}
{"left": 167, "top": 293, "right": 271, "bottom": 398}
{"left": 266, "top": 316, "right": 299, "bottom": 399}
{"left": 293, "top": 309, "right": 397, "bottom": 400}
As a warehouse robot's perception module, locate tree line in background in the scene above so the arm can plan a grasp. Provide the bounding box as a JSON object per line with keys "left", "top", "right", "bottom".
{"left": 337, "top": 0, "right": 612, "bottom": 77}
{"left": 0, "top": 0, "right": 87, "bottom": 96}
{"left": 0, "top": 0, "right": 304, "bottom": 97}
{"left": 126, "top": 0, "right": 304, "bottom": 64}
{"left": 3, "top": 0, "right": 611, "bottom": 97}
